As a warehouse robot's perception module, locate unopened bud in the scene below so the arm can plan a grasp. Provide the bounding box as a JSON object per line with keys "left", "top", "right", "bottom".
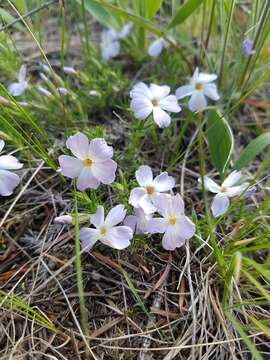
{"left": 63, "top": 66, "right": 77, "bottom": 75}
{"left": 57, "top": 87, "right": 69, "bottom": 96}
{"left": 54, "top": 215, "right": 72, "bottom": 224}
{"left": 38, "top": 86, "right": 53, "bottom": 99}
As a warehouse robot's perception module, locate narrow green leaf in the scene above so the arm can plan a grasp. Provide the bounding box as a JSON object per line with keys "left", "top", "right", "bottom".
{"left": 146, "top": 0, "right": 163, "bottom": 20}
{"left": 225, "top": 310, "right": 263, "bottom": 360}
{"left": 233, "top": 133, "right": 270, "bottom": 170}
{"left": 168, "top": 0, "right": 204, "bottom": 28}
{"left": 206, "top": 109, "right": 234, "bottom": 174}
{"left": 80, "top": 0, "right": 116, "bottom": 27}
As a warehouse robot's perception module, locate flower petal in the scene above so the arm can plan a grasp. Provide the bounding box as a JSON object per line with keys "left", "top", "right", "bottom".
{"left": 0, "top": 169, "right": 20, "bottom": 196}
{"left": 148, "top": 38, "right": 164, "bottom": 57}
{"left": 188, "top": 91, "right": 207, "bottom": 112}
{"left": 118, "top": 22, "right": 132, "bottom": 39}
{"left": 88, "top": 138, "right": 113, "bottom": 161}
{"left": 123, "top": 215, "right": 137, "bottom": 232}
{"left": 170, "top": 193, "right": 185, "bottom": 214}
{"left": 79, "top": 227, "right": 100, "bottom": 251}
{"left": 91, "top": 205, "right": 104, "bottom": 228}
{"left": 158, "top": 95, "right": 181, "bottom": 113}
{"left": 191, "top": 67, "right": 200, "bottom": 83}
{"left": 146, "top": 218, "right": 167, "bottom": 234}
{"left": 136, "top": 165, "right": 153, "bottom": 186}
{"left": 130, "top": 96, "right": 153, "bottom": 120}
{"left": 200, "top": 176, "right": 220, "bottom": 193}
{"left": 8, "top": 83, "right": 25, "bottom": 97}
{"left": 211, "top": 194, "right": 230, "bottom": 217}
{"left": 153, "top": 172, "right": 175, "bottom": 192}
{"left": 203, "top": 83, "right": 220, "bottom": 101}
{"left": 222, "top": 170, "right": 242, "bottom": 188}
{"left": 139, "top": 194, "right": 156, "bottom": 214}
{"left": 105, "top": 204, "right": 126, "bottom": 228}
{"left": 18, "top": 65, "right": 26, "bottom": 83}
{"left": 130, "top": 82, "right": 153, "bottom": 100}
{"left": 58, "top": 155, "right": 83, "bottom": 178}
{"left": 91, "top": 159, "right": 117, "bottom": 184}
{"left": 162, "top": 226, "right": 184, "bottom": 251}
{"left": 197, "top": 72, "right": 217, "bottom": 83}
{"left": 77, "top": 167, "right": 100, "bottom": 191}
{"left": 0, "top": 140, "right": 5, "bottom": 153}
{"left": 176, "top": 216, "right": 195, "bottom": 240}
{"left": 102, "top": 226, "right": 132, "bottom": 249}
{"left": 129, "top": 187, "right": 146, "bottom": 207}
{"left": 153, "top": 107, "right": 171, "bottom": 128}
{"left": 150, "top": 84, "right": 170, "bottom": 99}
{"left": 225, "top": 183, "right": 249, "bottom": 197}
{"left": 66, "top": 132, "right": 89, "bottom": 160}
{"left": 151, "top": 193, "right": 171, "bottom": 218}
{"left": 175, "top": 85, "right": 194, "bottom": 99}
{"left": 0, "top": 155, "right": 23, "bottom": 170}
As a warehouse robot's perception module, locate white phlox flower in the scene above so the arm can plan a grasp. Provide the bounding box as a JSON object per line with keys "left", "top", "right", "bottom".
{"left": 8, "top": 65, "right": 28, "bottom": 97}
{"left": 148, "top": 36, "right": 175, "bottom": 57}
{"left": 124, "top": 207, "right": 152, "bottom": 234}
{"left": 175, "top": 67, "right": 219, "bottom": 112}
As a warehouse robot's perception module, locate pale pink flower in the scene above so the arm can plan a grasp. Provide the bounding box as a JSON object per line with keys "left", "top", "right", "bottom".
{"left": 130, "top": 82, "right": 181, "bottom": 128}
{"left": 175, "top": 67, "right": 219, "bottom": 112}
{"left": 146, "top": 194, "right": 195, "bottom": 251}
{"left": 124, "top": 207, "right": 152, "bottom": 234}
{"left": 129, "top": 165, "right": 175, "bottom": 214}
{"left": 58, "top": 132, "right": 117, "bottom": 191}
{"left": 8, "top": 65, "right": 28, "bottom": 97}
{"left": 0, "top": 140, "right": 23, "bottom": 196}
{"left": 200, "top": 171, "right": 249, "bottom": 217}
{"left": 79, "top": 205, "right": 133, "bottom": 250}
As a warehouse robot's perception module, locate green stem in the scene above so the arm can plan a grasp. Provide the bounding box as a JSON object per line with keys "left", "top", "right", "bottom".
{"left": 197, "top": 112, "right": 225, "bottom": 277}
{"left": 81, "top": 0, "right": 91, "bottom": 58}
{"left": 204, "top": 0, "right": 216, "bottom": 50}
{"left": 218, "top": 0, "right": 236, "bottom": 89}
{"left": 74, "top": 188, "right": 90, "bottom": 357}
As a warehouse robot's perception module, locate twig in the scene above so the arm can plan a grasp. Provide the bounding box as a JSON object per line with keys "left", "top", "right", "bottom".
{"left": 0, "top": 0, "right": 58, "bottom": 32}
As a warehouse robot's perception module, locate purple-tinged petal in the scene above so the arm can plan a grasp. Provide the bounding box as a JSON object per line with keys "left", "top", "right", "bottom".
{"left": 0, "top": 155, "right": 23, "bottom": 170}
{"left": 222, "top": 171, "right": 242, "bottom": 188}
{"left": 66, "top": 132, "right": 89, "bottom": 160}
{"left": 148, "top": 38, "right": 164, "bottom": 57}
{"left": 176, "top": 216, "right": 195, "bottom": 240}
{"left": 153, "top": 172, "right": 175, "bottom": 192}
{"left": 91, "top": 159, "right": 117, "bottom": 184}
{"left": 88, "top": 138, "right": 113, "bottom": 161}
{"left": 129, "top": 187, "right": 146, "bottom": 207}
{"left": 79, "top": 227, "right": 100, "bottom": 251}
{"left": 130, "top": 97, "right": 153, "bottom": 120}
{"left": 130, "top": 82, "right": 153, "bottom": 100}
{"left": 188, "top": 91, "right": 207, "bottom": 112}
{"left": 0, "top": 169, "right": 20, "bottom": 196}
{"left": 150, "top": 84, "right": 170, "bottom": 99}
{"left": 54, "top": 215, "right": 72, "bottom": 224}
{"left": 203, "top": 83, "right": 220, "bottom": 101}
{"left": 211, "top": 194, "right": 230, "bottom": 217}
{"left": 77, "top": 167, "right": 100, "bottom": 191}
{"left": 102, "top": 226, "right": 132, "bottom": 249}
{"left": 153, "top": 107, "right": 171, "bottom": 128}
{"left": 105, "top": 204, "right": 126, "bottom": 227}
{"left": 158, "top": 95, "right": 181, "bottom": 113}
{"left": 135, "top": 165, "right": 153, "bottom": 186}
{"left": 91, "top": 206, "right": 104, "bottom": 228}
{"left": 197, "top": 72, "right": 217, "bottom": 83}
{"left": 0, "top": 140, "right": 5, "bottom": 153}
{"left": 139, "top": 194, "right": 156, "bottom": 214}
{"left": 175, "top": 85, "right": 194, "bottom": 100}
{"left": 146, "top": 218, "right": 167, "bottom": 234}
{"left": 58, "top": 155, "right": 83, "bottom": 178}
{"left": 200, "top": 176, "right": 220, "bottom": 193}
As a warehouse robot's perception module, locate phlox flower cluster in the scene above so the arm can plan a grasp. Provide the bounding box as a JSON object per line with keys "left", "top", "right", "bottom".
{"left": 130, "top": 67, "right": 219, "bottom": 128}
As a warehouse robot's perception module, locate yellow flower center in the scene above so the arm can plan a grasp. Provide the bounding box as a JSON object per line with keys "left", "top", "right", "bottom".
{"left": 83, "top": 158, "right": 93, "bottom": 167}
{"left": 146, "top": 186, "right": 154, "bottom": 195}
{"left": 169, "top": 216, "right": 177, "bottom": 225}
{"left": 195, "top": 82, "right": 203, "bottom": 90}
{"left": 152, "top": 98, "right": 158, "bottom": 106}
{"left": 100, "top": 226, "right": 107, "bottom": 237}
{"left": 220, "top": 186, "right": 227, "bottom": 193}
